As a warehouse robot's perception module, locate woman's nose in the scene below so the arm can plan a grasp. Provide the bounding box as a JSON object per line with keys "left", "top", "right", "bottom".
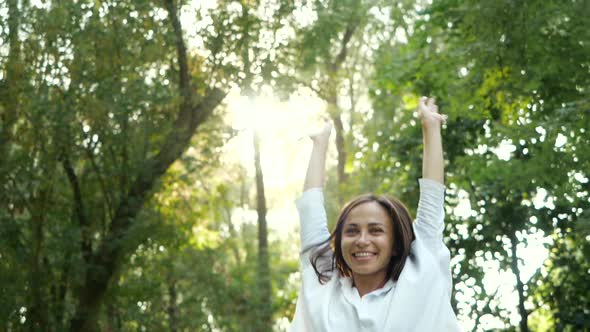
{"left": 356, "top": 231, "right": 370, "bottom": 245}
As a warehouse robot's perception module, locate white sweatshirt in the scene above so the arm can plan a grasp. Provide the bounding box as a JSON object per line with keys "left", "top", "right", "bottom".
{"left": 289, "top": 179, "right": 461, "bottom": 332}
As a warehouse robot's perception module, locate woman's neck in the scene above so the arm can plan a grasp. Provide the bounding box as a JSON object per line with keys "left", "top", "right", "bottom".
{"left": 352, "top": 273, "right": 387, "bottom": 297}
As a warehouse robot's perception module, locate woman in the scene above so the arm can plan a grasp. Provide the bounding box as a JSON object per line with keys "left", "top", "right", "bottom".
{"left": 290, "top": 97, "right": 461, "bottom": 331}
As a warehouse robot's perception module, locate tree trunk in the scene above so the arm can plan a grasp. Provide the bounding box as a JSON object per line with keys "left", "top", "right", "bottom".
{"left": 68, "top": 89, "right": 225, "bottom": 332}
{"left": 167, "top": 278, "right": 178, "bottom": 332}
{"left": 105, "top": 303, "right": 120, "bottom": 332}
{"left": 509, "top": 232, "right": 529, "bottom": 332}
{"left": 27, "top": 186, "right": 52, "bottom": 332}
{"left": 68, "top": 1, "right": 226, "bottom": 329}
{"left": 325, "top": 19, "right": 358, "bottom": 195}
{"left": 330, "top": 108, "right": 348, "bottom": 186}
{"left": 53, "top": 251, "right": 71, "bottom": 331}
{"left": 28, "top": 205, "right": 47, "bottom": 332}
{"left": 1, "top": 0, "right": 23, "bottom": 198}
{"left": 222, "top": 193, "right": 242, "bottom": 268}
{"left": 1, "top": 0, "right": 21, "bottom": 145}
{"left": 253, "top": 131, "right": 272, "bottom": 330}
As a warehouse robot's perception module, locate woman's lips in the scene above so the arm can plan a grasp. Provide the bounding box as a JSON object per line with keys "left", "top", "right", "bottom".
{"left": 352, "top": 252, "right": 377, "bottom": 261}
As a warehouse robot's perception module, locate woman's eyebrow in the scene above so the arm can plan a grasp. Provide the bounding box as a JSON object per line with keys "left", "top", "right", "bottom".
{"left": 345, "top": 222, "right": 385, "bottom": 227}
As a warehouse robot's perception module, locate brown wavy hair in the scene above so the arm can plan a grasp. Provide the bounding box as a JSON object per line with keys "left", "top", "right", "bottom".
{"left": 304, "top": 194, "right": 415, "bottom": 284}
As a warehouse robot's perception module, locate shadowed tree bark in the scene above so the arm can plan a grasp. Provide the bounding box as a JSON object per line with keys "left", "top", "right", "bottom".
{"left": 167, "top": 274, "right": 179, "bottom": 332}
{"left": 253, "top": 131, "right": 272, "bottom": 330}
{"left": 67, "top": 1, "right": 226, "bottom": 330}
{"left": 0, "top": 0, "right": 21, "bottom": 160}
{"left": 509, "top": 232, "right": 529, "bottom": 332}
{"left": 327, "top": 20, "right": 358, "bottom": 188}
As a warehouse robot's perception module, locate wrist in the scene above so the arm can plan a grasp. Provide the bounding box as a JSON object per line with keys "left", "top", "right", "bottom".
{"left": 422, "top": 125, "right": 441, "bottom": 136}
{"left": 312, "top": 140, "right": 329, "bottom": 150}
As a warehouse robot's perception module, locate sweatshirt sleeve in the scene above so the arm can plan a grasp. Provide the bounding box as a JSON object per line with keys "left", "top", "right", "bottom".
{"left": 413, "top": 178, "right": 453, "bottom": 291}
{"left": 295, "top": 188, "right": 331, "bottom": 252}
{"left": 414, "top": 179, "right": 445, "bottom": 241}
{"left": 413, "top": 178, "right": 447, "bottom": 253}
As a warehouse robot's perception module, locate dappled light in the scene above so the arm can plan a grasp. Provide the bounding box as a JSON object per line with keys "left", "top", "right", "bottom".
{"left": 1, "top": 0, "right": 588, "bottom": 331}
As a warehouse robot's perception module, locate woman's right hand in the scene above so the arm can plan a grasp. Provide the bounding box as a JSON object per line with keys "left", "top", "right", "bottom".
{"left": 309, "top": 121, "right": 332, "bottom": 146}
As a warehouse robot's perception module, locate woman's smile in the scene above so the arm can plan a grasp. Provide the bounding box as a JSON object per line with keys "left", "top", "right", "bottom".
{"left": 341, "top": 201, "right": 395, "bottom": 281}
{"left": 352, "top": 251, "right": 378, "bottom": 261}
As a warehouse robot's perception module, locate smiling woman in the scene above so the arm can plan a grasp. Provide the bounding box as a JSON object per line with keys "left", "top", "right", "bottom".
{"left": 308, "top": 194, "right": 415, "bottom": 295}
{"left": 338, "top": 197, "right": 413, "bottom": 296}
{"left": 290, "top": 97, "right": 461, "bottom": 332}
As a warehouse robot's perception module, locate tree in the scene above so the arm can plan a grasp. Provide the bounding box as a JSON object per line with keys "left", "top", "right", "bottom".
{"left": 0, "top": 0, "right": 277, "bottom": 329}
{"left": 362, "top": 0, "right": 589, "bottom": 330}
{"left": 271, "top": 0, "right": 419, "bottom": 207}
{"left": 253, "top": 131, "right": 273, "bottom": 330}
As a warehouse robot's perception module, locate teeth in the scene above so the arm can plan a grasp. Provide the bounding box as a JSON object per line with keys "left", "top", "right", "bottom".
{"left": 353, "top": 252, "right": 374, "bottom": 257}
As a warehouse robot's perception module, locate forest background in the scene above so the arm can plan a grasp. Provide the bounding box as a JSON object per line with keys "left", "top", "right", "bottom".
{"left": 1, "top": 0, "right": 588, "bottom": 331}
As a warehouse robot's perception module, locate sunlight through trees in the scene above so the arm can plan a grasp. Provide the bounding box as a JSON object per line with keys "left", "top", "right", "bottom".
{"left": 1, "top": 0, "right": 588, "bottom": 331}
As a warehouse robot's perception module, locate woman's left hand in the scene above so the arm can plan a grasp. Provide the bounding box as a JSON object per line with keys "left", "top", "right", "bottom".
{"left": 418, "top": 96, "right": 446, "bottom": 129}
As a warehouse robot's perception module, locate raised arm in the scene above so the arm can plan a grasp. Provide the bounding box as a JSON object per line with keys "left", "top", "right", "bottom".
{"left": 418, "top": 97, "right": 445, "bottom": 185}
{"left": 297, "top": 122, "right": 332, "bottom": 256}
{"left": 415, "top": 97, "right": 452, "bottom": 280}
{"left": 303, "top": 122, "right": 332, "bottom": 191}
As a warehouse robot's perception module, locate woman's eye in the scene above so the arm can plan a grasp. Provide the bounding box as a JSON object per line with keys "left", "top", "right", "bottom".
{"left": 344, "top": 229, "right": 358, "bottom": 235}
{"left": 371, "top": 228, "right": 384, "bottom": 233}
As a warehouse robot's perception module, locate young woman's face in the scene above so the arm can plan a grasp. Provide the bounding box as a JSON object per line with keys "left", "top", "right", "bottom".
{"left": 340, "top": 201, "right": 395, "bottom": 282}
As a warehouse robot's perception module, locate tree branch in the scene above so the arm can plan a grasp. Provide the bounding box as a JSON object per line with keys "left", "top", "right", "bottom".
{"left": 293, "top": 76, "right": 329, "bottom": 100}
{"left": 69, "top": 2, "right": 227, "bottom": 329}
{"left": 471, "top": 286, "right": 500, "bottom": 332}
{"left": 83, "top": 135, "right": 115, "bottom": 222}
{"left": 61, "top": 151, "right": 92, "bottom": 264}
{"left": 330, "top": 20, "right": 358, "bottom": 73}
{"left": 164, "top": 0, "right": 190, "bottom": 99}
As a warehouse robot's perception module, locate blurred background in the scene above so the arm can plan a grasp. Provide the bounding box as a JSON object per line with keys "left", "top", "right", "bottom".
{"left": 0, "top": 0, "right": 588, "bottom": 331}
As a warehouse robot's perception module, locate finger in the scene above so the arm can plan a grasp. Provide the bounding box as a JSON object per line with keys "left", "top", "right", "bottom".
{"left": 436, "top": 114, "right": 447, "bottom": 123}
{"left": 419, "top": 96, "right": 428, "bottom": 107}
{"left": 427, "top": 97, "right": 436, "bottom": 108}
{"left": 418, "top": 96, "right": 428, "bottom": 115}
